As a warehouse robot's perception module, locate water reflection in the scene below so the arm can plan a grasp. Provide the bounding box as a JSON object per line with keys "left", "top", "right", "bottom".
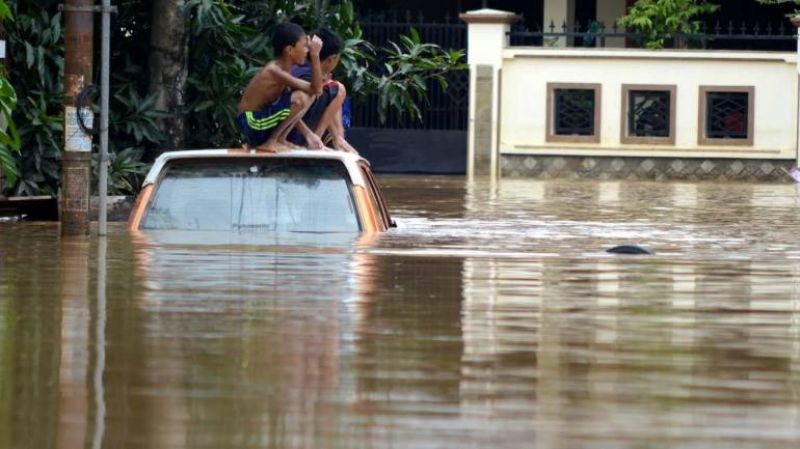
{"left": 92, "top": 237, "right": 107, "bottom": 449}
{"left": 57, "top": 238, "right": 91, "bottom": 449}
{"left": 2, "top": 177, "right": 800, "bottom": 448}
{"left": 122, "top": 230, "right": 368, "bottom": 448}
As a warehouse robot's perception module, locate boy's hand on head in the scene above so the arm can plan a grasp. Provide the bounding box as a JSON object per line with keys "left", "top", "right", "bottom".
{"left": 309, "top": 35, "right": 323, "bottom": 57}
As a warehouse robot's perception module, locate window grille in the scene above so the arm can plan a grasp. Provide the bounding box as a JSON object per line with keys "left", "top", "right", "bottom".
{"left": 547, "top": 83, "right": 601, "bottom": 143}
{"left": 706, "top": 92, "right": 749, "bottom": 139}
{"left": 554, "top": 89, "right": 596, "bottom": 136}
{"left": 628, "top": 90, "right": 670, "bottom": 138}
{"left": 621, "top": 85, "right": 676, "bottom": 145}
{"left": 699, "top": 86, "right": 754, "bottom": 146}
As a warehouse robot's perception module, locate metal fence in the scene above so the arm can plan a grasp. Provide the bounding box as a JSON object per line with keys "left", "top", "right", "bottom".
{"left": 353, "top": 15, "right": 468, "bottom": 131}
{"left": 509, "top": 20, "right": 797, "bottom": 51}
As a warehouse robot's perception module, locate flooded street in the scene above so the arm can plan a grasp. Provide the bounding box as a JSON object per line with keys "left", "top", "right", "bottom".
{"left": 2, "top": 175, "right": 800, "bottom": 448}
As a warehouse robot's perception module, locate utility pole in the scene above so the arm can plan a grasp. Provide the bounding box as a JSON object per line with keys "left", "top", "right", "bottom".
{"left": 61, "top": 0, "right": 94, "bottom": 236}
{"left": 98, "top": 0, "right": 112, "bottom": 236}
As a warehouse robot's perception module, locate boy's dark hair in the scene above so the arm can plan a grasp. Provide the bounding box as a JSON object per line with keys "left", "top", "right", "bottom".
{"left": 314, "top": 27, "right": 342, "bottom": 61}
{"left": 272, "top": 22, "right": 306, "bottom": 57}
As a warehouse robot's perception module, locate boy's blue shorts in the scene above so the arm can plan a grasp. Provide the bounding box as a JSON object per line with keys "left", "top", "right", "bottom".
{"left": 237, "top": 90, "right": 292, "bottom": 147}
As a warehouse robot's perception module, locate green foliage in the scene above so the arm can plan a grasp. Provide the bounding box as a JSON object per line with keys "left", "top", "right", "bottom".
{"left": 0, "top": 76, "right": 20, "bottom": 187}
{"left": 0, "top": 0, "right": 11, "bottom": 20}
{"left": 0, "top": 73, "right": 20, "bottom": 185}
{"left": 100, "top": 0, "right": 167, "bottom": 195}
{"left": 0, "top": 1, "right": 21, "bottom": 188}
{"left": 361, "top": 28, "right": 466, "bottom": 124}
{"left": 92, "top": 147, "right": 148, "bottom": 195}
{"left": 5, "top": 0, "right": 165, "bottom": 196}
{"left": 111, "top": 87, "right": 168, "bottom": 147}
{"left": 5, "top": 2, "right": 64, "bottom": 196}
{"left": 620, "top": 0, "right": 719, "bottom": 49}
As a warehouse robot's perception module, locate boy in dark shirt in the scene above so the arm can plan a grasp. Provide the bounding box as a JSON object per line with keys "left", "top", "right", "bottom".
{"left": 290, "top": 28, "right": 358, "bottom": 153}
{"left": 237, "top": 22, "right": 324, "bottom": 151}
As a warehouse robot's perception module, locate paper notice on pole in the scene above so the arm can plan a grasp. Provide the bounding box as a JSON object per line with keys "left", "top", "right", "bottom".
{"left": 0, "top": 40, "right": 5, "bottom": 59}
{"left": 64, "top": 106, "right": 93, "bottom": 152}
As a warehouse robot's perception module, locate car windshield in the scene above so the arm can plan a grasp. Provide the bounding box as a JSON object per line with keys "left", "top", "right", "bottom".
{"left": 141, "top": 158, "right": 360, "bottom": 233}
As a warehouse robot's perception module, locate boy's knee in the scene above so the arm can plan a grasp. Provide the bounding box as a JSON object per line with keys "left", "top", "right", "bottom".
{"left": 291, "top": 91, "right": 312, "bottom": 108}
{"left": 335, "top": 82, "right": 346, "bottom": 98}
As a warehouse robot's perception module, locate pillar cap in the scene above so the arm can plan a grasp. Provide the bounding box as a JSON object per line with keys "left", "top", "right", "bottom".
{"left": 791, "top": 14, "right": 800, "bottom": 28}
{"left": 459, "top": 8, "right": 522, "bottom": 25}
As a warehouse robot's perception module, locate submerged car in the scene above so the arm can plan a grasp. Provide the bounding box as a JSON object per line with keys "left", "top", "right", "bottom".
{"left": 128, "top": 149, "right": 394, "bottom": 233}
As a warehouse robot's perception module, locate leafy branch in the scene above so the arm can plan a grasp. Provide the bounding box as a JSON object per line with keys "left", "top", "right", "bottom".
{"left": 619, "top": 0, "right": 719, "bottom": 49}
{"left": 342, "top": 28, "right": 466, "bottom": 124}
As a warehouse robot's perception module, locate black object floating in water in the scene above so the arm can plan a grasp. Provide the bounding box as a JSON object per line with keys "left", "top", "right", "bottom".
{"left": 606, "top": 245, "right": 654, "bottom": 255}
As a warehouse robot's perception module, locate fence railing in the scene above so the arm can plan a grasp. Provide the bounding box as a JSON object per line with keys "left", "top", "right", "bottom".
{"left": 352, "top": 18, "right": 468, "bottom": 131}
{"left": 509, "top": 20, "right": 797, "bottom": 51}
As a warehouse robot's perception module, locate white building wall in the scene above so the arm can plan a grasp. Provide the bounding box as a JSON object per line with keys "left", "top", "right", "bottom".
{"left": 499, "top": 48, "right": 798, "bottom": 160}
{"left": 596, "top": 0, "right": 627, "bottom": 48}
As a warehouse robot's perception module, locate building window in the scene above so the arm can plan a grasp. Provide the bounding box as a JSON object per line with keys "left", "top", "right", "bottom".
{"left": 699, "top": 86, "right": 754, "bottom": 146}
{"left": 547, "top": 83, "right": 601, "bottom": 143}
{"left": 621, "top": 85, "right": 676, "bottom": 145}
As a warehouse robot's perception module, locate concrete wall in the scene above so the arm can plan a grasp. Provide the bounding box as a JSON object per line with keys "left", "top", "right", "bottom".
{"left": 499, "top": 48, "right": 798, "bottom": 161}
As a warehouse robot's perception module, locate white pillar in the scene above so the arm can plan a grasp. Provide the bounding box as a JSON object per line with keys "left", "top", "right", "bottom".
{"left": 460, "top": 8, "right": 520, "bottom": 179}
{"left": 543, "top": 0, "right": 575, "bottom": 47}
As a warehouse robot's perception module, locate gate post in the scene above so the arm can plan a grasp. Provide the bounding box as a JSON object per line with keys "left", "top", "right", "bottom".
{"left": 460, "top": 8, "right": 520, "bottom": 179}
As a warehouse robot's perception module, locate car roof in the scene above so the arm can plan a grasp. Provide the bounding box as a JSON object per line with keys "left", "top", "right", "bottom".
{"left": 143, "top": 149, "right": 371, "bottom": 188}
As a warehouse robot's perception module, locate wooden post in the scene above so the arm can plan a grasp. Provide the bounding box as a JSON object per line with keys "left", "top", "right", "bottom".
{"left": 61, "top": 0, "right": 95, "bottom": 236}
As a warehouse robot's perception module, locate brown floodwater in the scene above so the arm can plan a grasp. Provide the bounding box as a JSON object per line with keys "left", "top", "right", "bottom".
{"left": 2, "top": 175, "right": 800, "bottom": 449}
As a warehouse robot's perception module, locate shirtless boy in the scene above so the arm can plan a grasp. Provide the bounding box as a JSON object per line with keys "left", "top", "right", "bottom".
{"left": 237, "top": 22, "right": 324, "bottom": 152}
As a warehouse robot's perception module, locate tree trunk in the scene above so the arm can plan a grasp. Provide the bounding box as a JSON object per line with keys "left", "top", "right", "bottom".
{"left": 149, "top": 0, "right": 189, "bottom": 153}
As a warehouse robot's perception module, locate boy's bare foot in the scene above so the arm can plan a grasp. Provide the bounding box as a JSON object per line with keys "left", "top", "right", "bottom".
{"left": 254, "top": 144, "right": 278, "bottom": 153}
{"left": 275, "top": 139, "right": 300, "bottom": 152}
{"left": 333, "top": 136, "right": 359, "bottom": 154}
{"left": 258, "top": 139, "right": 293, "bottom": 153}
{"left": 303, "top": 133, "right": 325, "bottom": 150}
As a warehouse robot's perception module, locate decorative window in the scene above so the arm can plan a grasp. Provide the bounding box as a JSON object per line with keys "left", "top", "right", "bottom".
{"left": 621, "top": 85, "right": 676, "bottom": 145}
{"left": 547, "top": 83, "right": 601, "bottom": 143}
{"left": 698, "top": 86, "right": 754, "bottom": 146}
